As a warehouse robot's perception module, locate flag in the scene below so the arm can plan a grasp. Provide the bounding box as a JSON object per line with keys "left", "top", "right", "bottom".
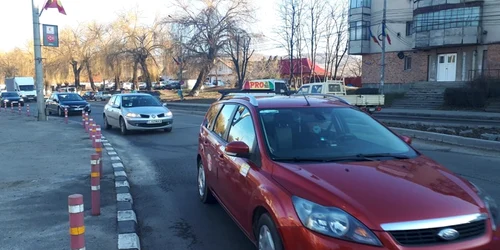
{"left": 369, "top": 29, "right": 380, "bottom": 46}
{"left": 382, "top": 24, "right": 392, "bottom": 45}
{"left": 43, "top": 0, "right": 66, "bottom": 15}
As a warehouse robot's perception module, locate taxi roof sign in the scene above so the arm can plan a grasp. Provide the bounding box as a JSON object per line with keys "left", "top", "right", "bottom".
{"left": 242, "top": 80, "right": 275, "bottom": 90}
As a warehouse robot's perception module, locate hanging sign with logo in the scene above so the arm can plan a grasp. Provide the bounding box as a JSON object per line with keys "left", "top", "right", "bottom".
{"left": 42, "top": 24, "right": 59, "bottom": 47}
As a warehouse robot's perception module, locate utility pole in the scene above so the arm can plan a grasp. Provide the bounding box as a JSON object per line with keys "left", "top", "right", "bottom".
{"left": 380, "top": 0, "right": 387, "bottom": 95}
{"left": 31, "top": 0, "right": 47, "bottom": 121}
{"left": 178, "top": 34, "right": 183, "bottom": 84}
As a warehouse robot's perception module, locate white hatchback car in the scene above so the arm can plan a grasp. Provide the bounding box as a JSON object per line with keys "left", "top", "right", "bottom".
{"left": 103, "top": 93, "right": 173, "bottom": 135}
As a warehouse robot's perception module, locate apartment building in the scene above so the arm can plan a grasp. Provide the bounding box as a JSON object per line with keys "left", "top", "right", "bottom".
{"left": 348, "top": 0, "right": 500, "bottom": 90}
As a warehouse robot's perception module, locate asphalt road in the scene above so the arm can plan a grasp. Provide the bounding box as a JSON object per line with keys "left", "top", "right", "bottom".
{"left": 30, "top": 103, "right": 500, "bottom": 250}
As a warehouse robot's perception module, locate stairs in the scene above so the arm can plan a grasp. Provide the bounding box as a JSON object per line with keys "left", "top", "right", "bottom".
{"left": 486, "top": 99, "right": 500, "bottom": 113}
{"left": 390, "top": 82, "right": 467, "bottom": 110}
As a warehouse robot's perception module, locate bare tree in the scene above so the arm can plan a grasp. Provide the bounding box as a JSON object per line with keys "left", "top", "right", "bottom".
{"left": 346, "top": 55, "right": 362, "bottom": 77}
{"left": 306, "top": 0, "right": 327, "bottom": 79}
{"left": 226, "top": 29, "right": 254, "bottom": 88}
{"left": 324, "top": 0, "right": 348, "bottom": 80}
{"left": 247, "top": 56, "right": 281, "bottom": 79}
{"left": 277, "top": 0, "right": 303, "bottom": 85}
{"left": 168, "top": 0, "right": 254, "bottom": 96}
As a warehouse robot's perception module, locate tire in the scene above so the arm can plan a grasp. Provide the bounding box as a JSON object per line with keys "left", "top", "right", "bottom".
{"left": 45, "top": 106, "right": 50, "bottom": 116}
{"left": 58, "top": 107, "right": 63, "bottom": 117}
{"left": 256, "top": 214, "right": 284, "bottom": 250}
{"left": 119, "top": 117, "right": 128, "bottom": 135}
{"left": 103, "top": 115, "right": 112, "bottom": 130}
{"left": 198, "top": 161, "right": 215, "bottom": 204}
{"left": 164, "top": 127, "right": 172, "bottom": 133}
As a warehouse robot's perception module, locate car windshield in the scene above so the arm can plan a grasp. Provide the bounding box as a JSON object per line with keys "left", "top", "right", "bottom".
{"left": 2, "top": 92, "right": 19, "bottom": 97}
{"left": 58, "top": 94, "right": 83, "bottom": 101}
{"left": 259, "top": 107, "right": 418, "bottom": 161}
{"left": 122, "top": 95, "right": 161, "bottom": 107}
{"left": 19, "top": 85, "right": 35, "bottom": 91}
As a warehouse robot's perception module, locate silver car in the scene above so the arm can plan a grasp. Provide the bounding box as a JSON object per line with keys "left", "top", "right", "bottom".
{"left": 103, "top": 93, "right": 173, "bottom": 135}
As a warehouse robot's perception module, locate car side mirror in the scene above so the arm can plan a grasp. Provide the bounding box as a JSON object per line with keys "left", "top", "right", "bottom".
{"left": 225, "top": 141, "right": 250, "bottom": 158}
{"left": 162, "top": 103, "right": 168, "bottom": 107}
{"left": 400, "top": 135, "right": 412, "bottom": 145}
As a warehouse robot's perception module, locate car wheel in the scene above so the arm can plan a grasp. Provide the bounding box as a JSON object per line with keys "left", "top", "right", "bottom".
{"left": 45, "top": 106, "right": 50, "bottom": 116}
{"left": 119, "top": 117, "right": 128, "bottom": 135}
{"left": 103, "top": 115, "right": 112, "bottom": 130}
{"left": 58, "top": 107, "right": 63, "bottom": 117}
{"left": 164, "top": 127, "right": 172, "bottom": 133}
{"left": 198, "top": 161, "right": 215, "bottom": 204}
{"left": 257, "top": 214, "right": 284, "bottom": 250}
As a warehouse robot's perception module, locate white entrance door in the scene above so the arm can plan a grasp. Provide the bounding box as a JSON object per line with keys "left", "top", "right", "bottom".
{"left": 437, "top": 53, "right": 457, "bottom": 81}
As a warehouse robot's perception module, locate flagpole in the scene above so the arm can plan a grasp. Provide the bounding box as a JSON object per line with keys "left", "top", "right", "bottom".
{"left": 380, "top": 0, "right": 387, "bottom": 95}
{"left": 32, "top": 0, "right": 47, "bottom": 121}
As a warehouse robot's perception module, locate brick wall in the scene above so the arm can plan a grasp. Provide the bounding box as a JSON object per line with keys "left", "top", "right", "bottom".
{"left": 486, "top": 44, "right": 500, "bottom": 70}
{"left": 362, "top": 51, "right": 429, "bottom": 85}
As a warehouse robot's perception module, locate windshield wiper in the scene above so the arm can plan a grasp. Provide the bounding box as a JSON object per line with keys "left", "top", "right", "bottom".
{"left": 272, "top": 157, "right": 333, "bottom": 163}
{"left": 355, "top": 153, "right": 411, "bottom": 160}
{"left": 273, "top": 154, "right": 410, "bottom": 163}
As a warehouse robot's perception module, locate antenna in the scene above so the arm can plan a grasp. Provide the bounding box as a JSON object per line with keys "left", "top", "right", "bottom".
{"left": 302, "top": 94, "right": 311, "bottom": 106}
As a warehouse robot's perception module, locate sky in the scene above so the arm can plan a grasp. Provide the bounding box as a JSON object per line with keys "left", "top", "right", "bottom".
{"left": 0, "top": 0, "right": 286, "bottom": 55}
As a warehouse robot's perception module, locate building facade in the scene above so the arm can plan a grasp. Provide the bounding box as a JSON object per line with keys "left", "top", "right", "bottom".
{"left": 348, "top": 0, "right": 500, "bottom": 90}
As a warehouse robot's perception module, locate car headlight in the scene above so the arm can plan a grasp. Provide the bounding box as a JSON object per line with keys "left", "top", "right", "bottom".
{"left": 19, "top": 98, "right": 24, "bottom": 102}
{"left": 126, "top": 113, "right": 141, "bottom": 118}
{"left": 292, "top": 196, "right": 382, "bottom": 246}
{"left": 165, "top": 111, "right": 173, "bottom": 117}
{"left": 86, "top": 104, "right": 91, "bottom": 108}
{"left": 4, "top": 99, "right": 9, "bottom": 102}
{"left": 470, "top": 181, "right": 499, "bottom": 230}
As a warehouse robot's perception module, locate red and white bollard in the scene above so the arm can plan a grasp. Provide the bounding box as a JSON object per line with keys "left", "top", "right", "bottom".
{"left": 88, "top": 118, "right": 94, "bottom": 134}
{"left": 81, "top": 110, "right": 85, "bottom": 127}
{"left": 89, "top": 123, "right": 96, "bottom": 140}
{"left": 26, "top": 104, "right": 30, "bottom": 116}
{"left": 96, "top": 125, "right": 103, "bottom": 177}
{"left": 91, "top": 154, "right": 101, "bottom": 216}
{"left": 3, "top": 101, "right": 7, "bottom": 111}
{"left": 68, "top": 194, "right": 85, "bottom": 250}
{"left": 84, "top": 113, "right": 89, "bottom": 132}
{"left": 18, "top": 104, "right": 21, "bottom": 115}
{"left": 64, "top": 108, "right": 68, "bottom": 124}
{"left": 11, "top": 102, "right": 14, "bottom": 113}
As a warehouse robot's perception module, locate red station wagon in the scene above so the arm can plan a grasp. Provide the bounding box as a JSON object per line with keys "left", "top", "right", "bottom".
{"left": 196, "top": 89, "right": 500, "bottom": 250}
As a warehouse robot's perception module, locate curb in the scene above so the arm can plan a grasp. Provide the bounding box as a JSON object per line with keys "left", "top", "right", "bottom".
{"left": 391, "top": 127, "right": 500, "bottom": 152}
{"left": 102, "top": 136, "right": 141, "bottom": 250}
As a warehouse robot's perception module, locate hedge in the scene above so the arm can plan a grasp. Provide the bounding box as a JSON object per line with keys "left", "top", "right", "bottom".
{"left": 444, "top": 88, "right": 487, "bottom": 108}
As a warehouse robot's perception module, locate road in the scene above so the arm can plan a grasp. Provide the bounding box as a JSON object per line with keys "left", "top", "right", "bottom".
{"left": 31, "top": 102, "right": 500, "bottom": 250}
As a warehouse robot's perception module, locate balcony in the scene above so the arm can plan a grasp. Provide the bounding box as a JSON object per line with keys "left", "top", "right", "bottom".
{"left": 412, "top": 4, "right": 482, "bottom": 49}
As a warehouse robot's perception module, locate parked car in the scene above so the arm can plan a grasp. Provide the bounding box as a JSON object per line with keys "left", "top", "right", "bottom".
{"left": 82, "top": 91, "right": 96, "bottom": 101}
{"left": 45, "top": 92, "right": 91, "bottom": 116}
{"left": 95, "top": 91, "right": 112, "bottom": 101}
{"left": 103, "top": 93, "right": 173, "bottom": 135}
{"left": 196, "top": 89, "right": 500, "bottom": 249}
{"left": 1, "top": 91, "right": 24, "bottom": 107}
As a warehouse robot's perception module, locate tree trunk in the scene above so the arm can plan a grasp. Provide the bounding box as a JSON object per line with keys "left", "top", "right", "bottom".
{"left": 189, "top": 65, "right": 209, "bottom": 96}
{"left": 86, "top": 61, "right": 96, "bottom": 91}
{"left": 132, "top": 61, "right": 139, "bottom": 90}
{"left": 140, "top": 60, "right": 151, "bottom": 90}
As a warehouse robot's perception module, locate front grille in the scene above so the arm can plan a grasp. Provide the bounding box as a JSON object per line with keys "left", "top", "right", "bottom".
{"left": 389, "top": 220, "right": 486, "bottom": 246}
{"left": 137, "top": 122, "right": 170, "bottom": 128}
{"left": 140, "top": 114, "right": 150, "bottom": 118}
{"left": 157, "top": 113, "right": 165, "bottom": 118}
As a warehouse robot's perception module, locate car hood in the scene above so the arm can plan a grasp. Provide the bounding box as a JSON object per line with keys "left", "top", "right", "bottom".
{"left": 2, "top": 96, "right": 21, "bottom": 101}
{"left": 124, "top": 106, "right": 168, "bottom": 114}
{"left": 272, "top": 155, "right": 484, "bottom": 230}
{"left": 60, "top": 101, "right": 88, "bottom": 106}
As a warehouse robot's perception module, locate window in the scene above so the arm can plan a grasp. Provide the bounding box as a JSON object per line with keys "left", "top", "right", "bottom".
{"left": 414, "top": 6, "right": 480, "bottom": 32}
{"left": 259, "top": 107, "right": 417, "bottom": 160}
{"left": 311, "top": 85, "right": 323, "bottom": 94}
{"left": 350, "top": 0, "right": 371, "bottom": 8}
{"left": 404, "top": 56, "right": 412, "bottom": 70}
{"left": 406, "top": 21, "right": 414, "bottom": 36}
{"left": 349, "top": 21, "right": 370, "bottom": 41}
{"left": 228, "top": 106, "right": 257, "bottom": 152}
{"left": 213, "top": 104, "right": 236, "bottom": 138}
{"left": 107, "top": 96, "right": 116, "bottom": 105}
{"left": 121, "top": 95, "right": 161, "bottom": 107}
{"left": 297, "top": 85, "right": 310, "bottom": 94}
{"left": 328, "top": 84, "right": 341, "bottom": 93}
{"left": 113, "top": 96, "right": 122, "bottom": 107}
{"left": 203, "top": 103, "right": 222, "bottom": 129}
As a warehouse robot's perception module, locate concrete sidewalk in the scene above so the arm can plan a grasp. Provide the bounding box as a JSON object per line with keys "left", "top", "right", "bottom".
{"left": 0, "top": 112, "right": 116, "bottom": 249}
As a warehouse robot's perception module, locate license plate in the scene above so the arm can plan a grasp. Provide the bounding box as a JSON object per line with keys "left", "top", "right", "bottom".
{"left": 74, "top": 108, "right": 83, "bottom": 110}
{"left": 147, "top": 120, "right": 162, "bottom": 124}
{"left": 12, "top": 101, "right": 18, "bottom": 104}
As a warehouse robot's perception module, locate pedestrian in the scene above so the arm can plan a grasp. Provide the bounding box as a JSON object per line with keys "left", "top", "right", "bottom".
{"left": 177, "top": 88, "right": 184, "bottom": 101}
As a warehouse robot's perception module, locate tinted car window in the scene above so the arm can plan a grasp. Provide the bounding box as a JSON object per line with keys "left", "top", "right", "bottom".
{"left": 297, "top": 86, "right": 310, "bottom": 94}
{"left": 311, "top": 85, "right": 322, "bottom": 93}
{"left": 259, "top": 107, "right": 417, "bottom": 160}
{"left": 58, "top": 94, "right": 83, "bottom": 101}
{"left": 122, "top": 95, "right": 161, "bottom": 107}
{"left": 212, "top": 104, "right": 236, "bottom": 138}
{"left": 203, "top": 103, "right": 222, "bottom": 129}
{"left": 328, "top": 84, "right": 341, "bottom": 92}
{"left": 228, "top": 106, "right": 256, "bottom": 152}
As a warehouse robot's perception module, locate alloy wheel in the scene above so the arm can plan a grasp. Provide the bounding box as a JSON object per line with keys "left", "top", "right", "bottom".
{"left": 258, "top": 225, "right": 276, "bottom": 250}
{"left": 198, "top": 164, "right": 205, "bottom": 197}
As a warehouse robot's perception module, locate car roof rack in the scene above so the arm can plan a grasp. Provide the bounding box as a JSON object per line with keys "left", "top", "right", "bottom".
{"left": 292, "top": 93, "right": 351, "bottom": 105}
{"left": 219, "top": 92, "right": 260, "bottom": 106}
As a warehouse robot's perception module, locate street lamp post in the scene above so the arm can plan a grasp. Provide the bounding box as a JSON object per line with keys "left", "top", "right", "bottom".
{"left": 31, "top": 0, "right": 47, "bottom": 121}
